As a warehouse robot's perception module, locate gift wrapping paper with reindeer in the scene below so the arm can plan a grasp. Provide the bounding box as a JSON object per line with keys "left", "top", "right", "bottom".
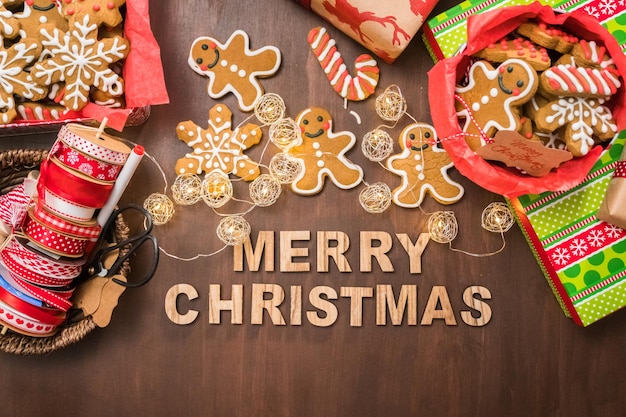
{"left": 293, "top": 0, "right": 440, "bottom": 63}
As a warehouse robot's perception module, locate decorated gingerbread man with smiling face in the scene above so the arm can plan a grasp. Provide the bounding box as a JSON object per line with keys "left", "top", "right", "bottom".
{"left": 387, "top": 123, "right": 464, "bottom": 207}
{"left": 289, "top": 107, "right": 363, "bottom": 195}
{"left": 188, "top": 30, "right": 281, "bottom": 112}
{"left": 455, "top": 58, "right": 538, "bottom": 150}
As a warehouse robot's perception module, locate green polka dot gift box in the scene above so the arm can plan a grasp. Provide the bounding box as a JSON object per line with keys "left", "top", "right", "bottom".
{"left": 509, "top": 132, "right": 626, "bottom": 326}
{"left": 422, "top": 0, "right": 626, "bottom": 63}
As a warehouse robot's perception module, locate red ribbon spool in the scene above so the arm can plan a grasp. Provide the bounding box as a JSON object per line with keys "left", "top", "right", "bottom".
{"left": 38, "top": 157, "right": 114, "bottom": 209}
{"left": 3, "top": 237, "right": 84, "bottom": 279}
{"left": 24, "top": 210, "right": 89, "bottom": 258}
{"left": 0, "top": 285, "right": 66, "bottom": 327}
{"left": 49, "top": 139, "right": 123, "bottom": 183}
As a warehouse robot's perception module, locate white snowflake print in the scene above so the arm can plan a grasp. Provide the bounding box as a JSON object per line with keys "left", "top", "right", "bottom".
{"left": 552, "top": 247, "right": 571, "bottom": 266}
{"left": 97, "top": 161, "right": 108, "bottom": 170}
{"left": 584, "top": 5, "right": 601, "bottom": 18}
{"left": 569, "top": 238, "right": 588, "bottom": 257}
{"left": 66, "top": 149, "right": 80, "bottom": 164}
{"left": 599, "top": 0, "right": 618, "bottom": 15}
{"left": 587, "top": 229, "right": 606, "bottom": 247}
{"left": 107, "top": 165, "right": 120, "bottom": 178}
{"left": 78, "top": 163, "right": 93, "bottom": 175}
{"left": 604, "top": 224, "right": 624, "bottom": 239}
{"left": 33, "top": 14, "right": 129, "bottom": 111}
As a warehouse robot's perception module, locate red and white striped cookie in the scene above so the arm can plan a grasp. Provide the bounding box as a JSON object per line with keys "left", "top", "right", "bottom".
{"left": 308, "top": 26, "right": 379, "bottom": 101}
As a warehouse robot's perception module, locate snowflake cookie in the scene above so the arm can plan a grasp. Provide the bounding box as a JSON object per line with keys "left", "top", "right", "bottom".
{"left": 188, "top": 30, "right": 281, "bottom": 112}
{"left": 387, "top": 123, "right": 464, "bottom": 207}
{"left": 289, "top": 107, "right": 363, "bottom": 195}
{"left": 535, "top": 96, "right": 617, "bottom": 157}
{"left": 33, "top": 14, "right": 129, "bottom": 111}
{"left": 0, "top": 39, "right": 47, "bottom": 123}
{"left": 175, "top": 104, "right": 263, "bottom": 181}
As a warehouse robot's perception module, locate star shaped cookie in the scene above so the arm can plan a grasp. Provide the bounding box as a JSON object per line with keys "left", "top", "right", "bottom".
{"left": 60, "top": 0, "right": 126, "bottom": 27}
{"left": 175, "top": 103, "right": 262, "bottom": 181}
{"left": 289, "top": 107, "right": 363, "bottom": 195}
{"left": 188, "top": 30, "right": 281, "bottom": 112}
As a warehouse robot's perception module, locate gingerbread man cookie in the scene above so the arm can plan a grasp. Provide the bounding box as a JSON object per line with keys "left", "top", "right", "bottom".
{"left": 33, "top": 15, "right": 129, "bottom": 111}
{"left": 175, "top": 103, "right": 262, "bottom": 181}
{"left": 289, "top": 107, "right": 363, "bottom": 195}
{"left": 14, "top": 0, "right": 68, "bottom": 39}
{"left": 387, "top": 123, "right": 464, "bottom": 207}
{"left": 455, "top": 58, "right": 538, "bottom": 150}
{"left": 188, "top": 30, "right": 281, "bottom": 112}
{"left": 60, "top": 0, "right": 126, "bottom": 27}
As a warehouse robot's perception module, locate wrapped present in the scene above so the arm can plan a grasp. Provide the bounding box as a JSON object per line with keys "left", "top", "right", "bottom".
{"left": 509, "top": 132, "right": 626, "bottom": 326}
{"left": 422, "top": 0, "right": 626, "bottom": 62}
{"left": 427, "top": 3, "right": 626, "bottom": 197}
{"left": 597, "top": 146, "right": 626, "bottom": 229}
{"left": 293, "top": 0, "right": 440, "bottom": 63}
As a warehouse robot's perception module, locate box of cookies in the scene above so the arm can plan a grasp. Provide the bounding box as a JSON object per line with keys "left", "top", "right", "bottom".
{"left": 428, "top": 2, "right": 626, "bottom": 197}
{"left": 0, "top": 0, "right": 168, "bottom": 135}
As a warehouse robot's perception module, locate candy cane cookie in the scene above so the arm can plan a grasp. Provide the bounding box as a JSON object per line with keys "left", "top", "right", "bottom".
{"left": 308, "top": 26, "right": 379, "bottom": 101}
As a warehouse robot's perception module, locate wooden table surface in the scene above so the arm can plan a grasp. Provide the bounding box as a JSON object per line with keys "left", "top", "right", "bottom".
{"left": 2, "top": 1, "right": 626, "bottom": 416}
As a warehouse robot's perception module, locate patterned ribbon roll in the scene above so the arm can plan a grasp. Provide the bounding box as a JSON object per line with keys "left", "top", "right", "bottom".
{"left": 0, "top": 284, "right": 66, "bottom": 326}
{"left": 33, "top": 202, "right": 101, "bottom": 239}
{"left": 614, "top": 160, "right": 626, "bottom": 178}
{"left": 50, "top": 139, "right": 123, "bottom": 182}
{"left": 40, "top": 188, "right": 96, "bottom": 223}
{"left": 0, "top": 266, "right": 44, "bottom": 306}
{"left": 59, "top": 123, "right": 131, "bottom": 165}
{"left": 38, "top": 157, "right": 114, "bottom": 209}
{"left": 3, "top": 267, "right": 73, "bottom": 312}
{"left": 0, "top": 297, "right": 59, "bottom": 336}
{"left": 3, "top": 237, "right": 84, "bottom": 279}
{"left": 24, "top": 211, "right": 89, "bottom": 258}
{"left": 0, "top": 183, "right": 31, "bottom": 229}
{"left": 0, "top": 249, "right": 73, "bottom": 288}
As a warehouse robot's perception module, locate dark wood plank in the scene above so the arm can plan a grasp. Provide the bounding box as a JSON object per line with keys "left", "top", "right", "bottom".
{"left": 1, "top": 1, "right": 625, "bottom": 416}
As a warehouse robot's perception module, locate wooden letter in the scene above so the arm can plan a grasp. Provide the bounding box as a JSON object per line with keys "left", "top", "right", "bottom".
{"left": 307, "top": 286, "right": 338, "bottom": 327}
{"left": 359, "top": 231, "right": 394, "bottom": 272}
{"left": 376, "top": 284, "right": 417, "bottom": 325}
{"left": 290, "top": 285, "right": 302, "bottom": 326}
{"left": 420, "top": 286, "right": 457, "bottom": 326}
{"left": 164, "top": 284, "right": 199, "bottom": 325}
{"left": 340, "top": 286, "right": 373, "bottom": 327}
{"left": 233, "top": 231, "right": 274, "bottom": 272}
{"left": 251, "top": 283, "right": 286, "bottom": 325}
{"left": 395, "top": 233, "right": 429, "bottom": 274}
{"left": 461, "top": 286, "right": 492, "bottom": 326}
{"left": 280, "top": 231, "right": 311, "bottom": 272}
{"left": 317, "top": 231, "right": 352, "bottom": 272}
{"left": 208, "top": 284, "right": 243, "bottom": 324}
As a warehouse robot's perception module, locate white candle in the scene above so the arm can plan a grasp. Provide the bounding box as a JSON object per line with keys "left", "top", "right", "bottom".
{"left": 96, "top": 145, "right": 144, "bottom": 228}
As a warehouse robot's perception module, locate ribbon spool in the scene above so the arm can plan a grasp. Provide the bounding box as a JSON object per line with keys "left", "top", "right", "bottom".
{"left": 59, "top": 123, "right": 131, "bottom": 165}
{"left": 50, "top": 140, "right": 123, "bottom": 183}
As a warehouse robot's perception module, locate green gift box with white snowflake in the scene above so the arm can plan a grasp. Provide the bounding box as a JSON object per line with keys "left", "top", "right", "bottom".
{"left": 510, "top": 133, "right": 626, "bottom": 326}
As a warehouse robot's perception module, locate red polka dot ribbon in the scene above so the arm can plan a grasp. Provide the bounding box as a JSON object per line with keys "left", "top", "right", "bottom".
{"left": 59, "top": 124, "right": 130, "bottom": 165}
{"left": 614, "top": 161, "right": 626, "bottom": 178}
{"left": 50, "top": 139, "right": 123, "bottom": 182}
{"left": 24, "top": 212, "right": 89, "bottom": 258}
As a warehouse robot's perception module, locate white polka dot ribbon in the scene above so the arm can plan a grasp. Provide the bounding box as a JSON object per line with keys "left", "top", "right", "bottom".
{"left": 614, "top": 161, "right": 625, "bottom": 178}
{"left": 50, "top": 138, "right": 123, "bottom": 183}
{"left": 59, "top": 124, "right": 131, "bottom": 165}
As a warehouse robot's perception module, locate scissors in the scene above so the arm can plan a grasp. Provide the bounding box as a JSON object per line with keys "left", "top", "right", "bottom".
{"left": 85, "top": 204, "right": 159, "bottom": 288}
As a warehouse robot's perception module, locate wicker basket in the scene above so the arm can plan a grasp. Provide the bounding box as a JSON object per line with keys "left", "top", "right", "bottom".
{"left": 0, "top": 149, "right": 130, "bottom": 355}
